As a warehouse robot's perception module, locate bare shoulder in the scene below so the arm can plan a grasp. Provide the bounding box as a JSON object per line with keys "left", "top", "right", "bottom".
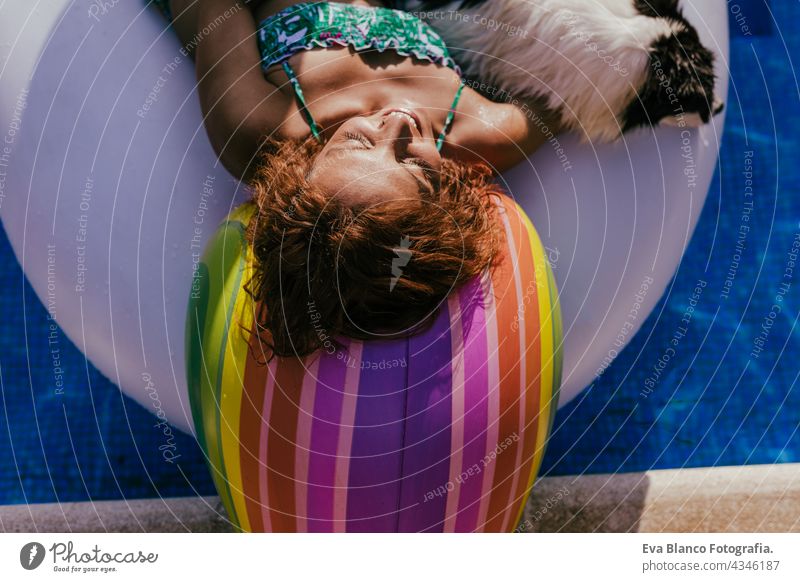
{"left": 443, "top": 88, "right": 556, "bottom": 173}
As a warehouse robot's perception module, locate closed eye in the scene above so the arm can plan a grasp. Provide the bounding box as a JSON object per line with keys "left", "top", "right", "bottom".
{"left": 405, "top": 158, "right": 439, "bottom": 189}
{"left": 344, "top": 131, "right": 372, "bottom": 149}
{"left": 339, "top": 132, "right": 437, "bottom": 193}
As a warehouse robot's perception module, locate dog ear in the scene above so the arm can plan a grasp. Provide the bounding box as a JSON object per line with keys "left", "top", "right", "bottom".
{"left": 656, "top": 27, "right": 717, "bottom": 115}
{"left": 624, "top": 26, "right": 719, "bottom": 132}
{"left": 634, "top": 0, "right": 680, "bottom": 18}
{"left": 659, "top": 95, "right": 723, "bottom": 127}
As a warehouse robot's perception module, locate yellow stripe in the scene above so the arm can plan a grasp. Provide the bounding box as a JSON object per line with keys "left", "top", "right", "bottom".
{"left": 228, "top": 203, "right": 257, "bottom": 225}
{"left": 219, "top": 203, "right": 257, "bottom": 532}
{"left": 200, "top": 204, "right": 257, "bottom": 530}
{"left": 219, "top": 252, "right": 255, "bottom": 532}
{"left": 512, "top": 204, "right": 558, "bottom": 529}
{"left": 200, "top": 231, "right": 236, "bottom": 518}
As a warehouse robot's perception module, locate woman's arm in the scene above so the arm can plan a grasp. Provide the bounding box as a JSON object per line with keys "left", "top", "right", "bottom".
{"left": 446, "top": 91, "right": 562, "bottom": 174}
{"left": 490, "top": 100, "right": 563, "bottom": 173}
{"left": 187, "top": 0, "right": 291, "bottom": 180}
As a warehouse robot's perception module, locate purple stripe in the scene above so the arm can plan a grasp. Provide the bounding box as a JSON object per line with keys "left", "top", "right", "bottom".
{"left": 398, "top": 304, "right": 454, "bottom": 532}
{"left": 306, "top": 346, "right": 349, "bottom": 532}
{"left": 345, "top": 341, "right": 408, "bottom": 532}
{"left": 454, "top": 279, "right": 491, "bottom": 531}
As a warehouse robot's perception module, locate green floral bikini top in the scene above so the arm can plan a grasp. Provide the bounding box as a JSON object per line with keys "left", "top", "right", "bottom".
{"left": 257, "top": 2, "right": 465, "bottom": 150}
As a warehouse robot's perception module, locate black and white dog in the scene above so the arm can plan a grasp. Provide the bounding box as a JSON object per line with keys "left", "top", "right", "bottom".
{"left": 410, "top": 0, "right": 724, "bottom": 141}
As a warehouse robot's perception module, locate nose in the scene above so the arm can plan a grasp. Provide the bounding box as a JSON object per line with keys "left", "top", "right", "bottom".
{"left": 360, "top": 110, "right": 443, "bottom": 175}
{"left": 377, "top": 112, "right": 416, "bottom": 155}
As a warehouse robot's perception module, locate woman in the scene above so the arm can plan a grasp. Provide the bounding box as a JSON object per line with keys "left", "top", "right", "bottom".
{"left": 161, "top": 0, "right": 558, "bottom": 357}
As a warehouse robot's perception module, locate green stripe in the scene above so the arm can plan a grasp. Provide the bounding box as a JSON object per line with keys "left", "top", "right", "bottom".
{"left": 211, "top": 219, "right": 248, "bottom": 527}
{"left": 190, "top": 218, "right": 248, "bottom": 527}
{"left": 546, "top": 262, "right": 563, "bottom": 435}
{"left": 186, "top": 261, "right": 211, "bottom": 457}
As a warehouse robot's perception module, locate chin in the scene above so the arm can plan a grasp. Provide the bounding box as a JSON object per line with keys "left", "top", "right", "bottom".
{"left": 411, "top": 0, "right": 723, "bottom": 142}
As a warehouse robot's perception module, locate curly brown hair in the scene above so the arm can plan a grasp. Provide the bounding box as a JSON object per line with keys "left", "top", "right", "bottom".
{"left": 245, "top": 137, "right": 504, "bottom": 358}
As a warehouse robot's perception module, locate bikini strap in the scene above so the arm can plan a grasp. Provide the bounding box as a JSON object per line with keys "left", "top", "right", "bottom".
{"left": 436, "top": 80, "right": 465, "bottom": 152}
{"left": 284, "top": 59, "right": 462, "bottom": 149}
{"left": 282, "top": 61, "right": 323, "bottom": 142}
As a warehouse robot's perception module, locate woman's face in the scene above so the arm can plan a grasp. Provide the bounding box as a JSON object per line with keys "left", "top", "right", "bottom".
{"left": 308, "top": 107, "right": 443, "bottom": 205}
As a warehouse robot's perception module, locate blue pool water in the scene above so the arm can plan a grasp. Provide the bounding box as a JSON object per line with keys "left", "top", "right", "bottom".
{"left": 0, "top": 1, "right": 797, "bottom": 504}
{"left": 541, "top": 0, "right": 800, "bottom": 477}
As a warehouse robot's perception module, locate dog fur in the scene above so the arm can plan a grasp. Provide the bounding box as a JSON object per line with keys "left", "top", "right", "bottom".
{"left": 410, "top": 0, "right": 723, "bottom": 142}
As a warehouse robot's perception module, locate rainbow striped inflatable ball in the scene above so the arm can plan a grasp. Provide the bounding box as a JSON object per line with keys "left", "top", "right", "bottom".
{"left": 185, "top": 195, "right": 562, "bottom": 532}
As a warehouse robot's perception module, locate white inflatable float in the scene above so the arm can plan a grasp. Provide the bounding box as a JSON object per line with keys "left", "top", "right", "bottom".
{"left": 0, "top": 0, "right": 728, "bottom": 434}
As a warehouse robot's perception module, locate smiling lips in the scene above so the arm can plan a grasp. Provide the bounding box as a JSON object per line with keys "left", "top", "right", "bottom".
{"left": 383, "top": 108, "right": 421, "bottom": 131}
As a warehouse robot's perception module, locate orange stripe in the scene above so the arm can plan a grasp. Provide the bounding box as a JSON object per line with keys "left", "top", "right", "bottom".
{"left": 505, "top": 203, "right": 542, "bottom": 530}
{"left": 266, "top": 356, "right": 306, "bottom": 532}
{"left": 513, "top": 215, "right": 560, "bottom": 529}
{"left": 333, "top": 341, "right": 362, "bottom": 532}
{"left": 258, "top": 361, "right": 279, "bottom": 532}
{"left": 498, "top": 201, "right": 533, "bottom": 532}
{"left": 239, "top": 321, "right": 270, "bottom": 532}
{"left": 484, "top": 196, "right": 524, "bottom": 531}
